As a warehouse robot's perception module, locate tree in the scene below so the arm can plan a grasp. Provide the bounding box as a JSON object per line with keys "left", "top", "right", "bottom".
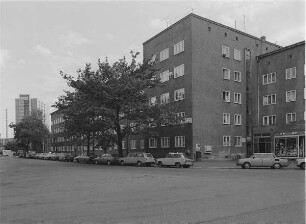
{"left": 55, "top": 52, "right": 179, "bottom": 157}
{"left": 9, "top": 110, "right": 50, "bottom": 155}
{"left": 4, "top": 141, "right": 19, "bottom": 152}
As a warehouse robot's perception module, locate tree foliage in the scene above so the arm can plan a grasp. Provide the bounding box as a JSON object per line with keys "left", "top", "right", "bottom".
{"left": 9, "top": 110, "right": 50, "bottom": 154}
{"left": 54, "top": 52, "right": 180, "bottom": 157}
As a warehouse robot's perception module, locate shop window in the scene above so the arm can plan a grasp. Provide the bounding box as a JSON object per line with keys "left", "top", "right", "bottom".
{"left": 275, "top": 137, "right": 298, "bottom": 157}
{"left": 254, "top": 137, "right": 271, "bottom": 153}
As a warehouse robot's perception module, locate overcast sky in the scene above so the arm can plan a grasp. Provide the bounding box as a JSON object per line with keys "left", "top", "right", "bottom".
{"left": 0, "top": 0, "right": 305, "bottom": 138}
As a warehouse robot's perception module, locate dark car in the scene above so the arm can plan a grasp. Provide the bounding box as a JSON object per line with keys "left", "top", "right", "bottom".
{"left": 73, "top": 154, "right": 95, "bottom": 164}
{"left": 93, "top": 154, "right": 119, "bottom": 165}
{"left": 58, "top": 153, "right": 75, "bottom": 162}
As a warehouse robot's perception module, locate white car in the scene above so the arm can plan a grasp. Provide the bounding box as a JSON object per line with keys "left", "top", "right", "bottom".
{"left": 156, "top": 153, "right": 194, "bottom": 168}
{"left": 237, "top": 153, "right": 289, "bottom": 169}
{"left": 296, "top": 158, "right": 305, "bottom": 170}
{"left": 119, "top": 152, "right": 156, "bottom": 167}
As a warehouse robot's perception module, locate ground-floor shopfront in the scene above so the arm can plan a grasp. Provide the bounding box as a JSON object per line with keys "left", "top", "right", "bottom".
{"left": 253, "top": 131, "right": 305, "bottom": 158}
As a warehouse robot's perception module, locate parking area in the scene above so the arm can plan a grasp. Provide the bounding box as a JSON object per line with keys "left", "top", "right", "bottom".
{"left": 0, "top": 157, "right": 305, "bottom": 224}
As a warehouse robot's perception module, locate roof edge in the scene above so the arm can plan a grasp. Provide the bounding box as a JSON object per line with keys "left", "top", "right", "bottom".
{"left": 258, "top": 41, "right": 305, "bottom": 58}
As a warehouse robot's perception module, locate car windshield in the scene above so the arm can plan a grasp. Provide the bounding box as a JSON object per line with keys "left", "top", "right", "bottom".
{"left": 145, "top": 153, "right": 153, "bottom": 158}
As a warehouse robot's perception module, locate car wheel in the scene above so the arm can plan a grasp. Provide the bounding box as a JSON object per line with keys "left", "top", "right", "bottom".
{"left": 300, "top": 162, "right": 305, "bottom": 170}
{"left": 120, "top": 160, "right": 124, "bottom": 166}
{"left": 158, "top": 162, "right": 163, "bottom": 168}
{"left": 107, "top": 160, "right": 111, "bottom": 166}
{"left": 175, "top": 162, "right": 181, "bottom": 168}
{"left": 137, "top": 161, "right": 142, "bottom": 167}
{"left": 242, "top": 162, "right": 251, "bottom": 169}
{"left": 273, "top": 163, "right": 281, "bottom": 169}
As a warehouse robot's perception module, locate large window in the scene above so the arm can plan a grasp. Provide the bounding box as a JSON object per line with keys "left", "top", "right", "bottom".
{"left": 175, "top": 136, "right": 185, "bottom": 147}
{"left": 222, "top": 46, "right": 230, "bottom": 58}
{"left": 160, "top": 92, "right": 170, "bottom": 104}
{"left": 222, "top": 68, "right": 230, "bottom": 80}
{"left": 130, "top": 140, "right": 136, "bottom": 149}
{"left": 174, "top": 40, "right": 184, "bottom": 55}
{"left": 149, "top": 138, "right": 157, "bottom": 148}
{"left": 286, "top": 113, "right": 296, "bottom": 123}
{"left": 161, "top": 137, "right": 170, "bottom": 148}
{"left": 235, "top": 136, "right": 242, "bottom": 147}
{"left": 286, "top": 67, "right": 296, "bottom": 79}
{"left": 254, "top": 136, "right": 271, "bottom": 153}
{"left": 263, "top": 115, "right": 276, "bottom": 125}
{"left": 234, "top": 92, "right": 241, "bottom": 104}
{"left": 223, "top": 113, "right": 230, "bottom": 124}
{"left": 174, "top": 64, "right": 184, "bottom": 78}
{"left": 160, "top": 70, "right": 170, "bottom": 83}
{"left": 263, "top": 94, "right": 276, "bottom": 105}
{"left": 174, "top": 88, "right": 185, "bottom": 101}
{"left": 160, "top": 48, "right": 169, "bottom": 62}
{"left": 234, "top": 71, "right": 241, "bottom": 82}
{"left": 223, "top": 136, "right": 231, "bottom": 146}
{"left": 234, "top": 49, "right": 241, "bottom": 61}
{"left": 234, "top": 114, "right": 242, "bottom": 125}
{"left": 263, "top": 73, "right": 276, "bottom": 85}
{"left": 286, "top": 90, "right": 296, "bottom": 102}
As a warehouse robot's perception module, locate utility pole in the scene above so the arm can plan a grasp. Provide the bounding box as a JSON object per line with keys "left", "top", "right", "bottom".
{"left": 6, "top": 109, "right": 8, "bottom": 138}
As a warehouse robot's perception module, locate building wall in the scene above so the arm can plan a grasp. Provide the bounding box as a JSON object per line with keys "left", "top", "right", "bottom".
{"left": 15, "top": 94, "right": 31, "bottom": 124}
{"left": 254, "top": 41, "right": 305, "bottom": 157}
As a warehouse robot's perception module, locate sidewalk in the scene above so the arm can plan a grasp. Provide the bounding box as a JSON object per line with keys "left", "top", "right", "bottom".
{"left": 193, "top": 159, "right": 299, "bottom": 169}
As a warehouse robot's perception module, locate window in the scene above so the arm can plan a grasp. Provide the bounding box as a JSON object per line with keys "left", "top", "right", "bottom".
{"left": 234, "top": 71, "right": 241, "bottom": 82}
{"left": 263, "top": 115, "right": 276, "bottom": 125}
{"left": 122, "top": 141, "right": 125, "bottom": 149}
{"left": 174, "top": 64, "right": 184, "bottom": 78}
{"left": 175, "top": 136, "right": 185, "bottom": 147}
{"left": 286, "top": 113, "right": 296, "bottom": 123}
{"left": 222, "top": 68, "right": 230, "bottom": 80}
{"left": 223, "top": 136, "right": 230, "bottom": 146}
{"left": 174, "top": 40, "right": 184, "bottom": 55}
{"left": 223, "top": 113, "right": 230, "bottom": 124}
{"left": 208, "top": 27, "right": 211, "bottom": 31}
{"left": 263, "top": 73, "right": 276, "bottom": 85}
{"left": 286, "top": 67, "right": 296, "bottom": 79}
{"left": 177, "top": 112, "right": 185, "bottom": 117}
{"left": 160, "top": 70, "right": 170, "bottom": 83}
{"left": 149, "top": 96, "right": 156, "bottom": 106}
{"left": 234, "top": 49, "right": 241, "bottom": 61}
{"left": 140, "top": 140, "right": 144, "bottom": 149}
{"left": 234, "top": 114, "right": 242, "bottom": 125}
{"left": 286, "top": 90, "right": 296, "bottom": 102}
{"left": 160, "top": 48, "right": 169, "bottom": 62}
{"left": 161, "top": 137, "right": 170, "bottom": 148}
{"left": 160, "top": 92, "right": 170, "bottom": 104}
{"left": 222, "top": 46, "right": 230, "bottom": 58}
{"left": 130, "top": 140, "right": 136, "bottom": 149}
{"left": 234, "top": 92, "right": 241, "bottom": 104}
{"left": 149, "top": 138, "right": 157, "bottom": 148}
{"left": 235, "top": 136, "right": 242, "bottom": 147}
{"left": 263, "top": 94, "right": 276, "bottom": 105}
{"left": 222, "top": 91, "right": 230, "bottom": 102}
{"left": 174, "top": 88, "right": 185, "bottom": 101}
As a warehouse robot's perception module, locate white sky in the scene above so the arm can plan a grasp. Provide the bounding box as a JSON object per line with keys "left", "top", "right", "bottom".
{"left": 0, "top": 0, "right": 305, "bottom": 138}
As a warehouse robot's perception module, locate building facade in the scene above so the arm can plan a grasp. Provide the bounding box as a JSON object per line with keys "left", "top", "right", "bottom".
{"left": 253, "top": 41, "right": 305, "bottom": 158}
{"left": 140, "top": 13, "right": 284, "bottom": 159}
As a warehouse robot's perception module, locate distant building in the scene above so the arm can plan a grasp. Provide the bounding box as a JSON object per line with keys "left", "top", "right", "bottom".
{"left": 253, "top": 41, "right": 305, "bottom": 158}
{"left": 15, "top": 94, "right": 48, "bottom": 126}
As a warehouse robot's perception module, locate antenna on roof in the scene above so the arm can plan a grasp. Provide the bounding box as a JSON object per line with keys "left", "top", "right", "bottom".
{"left": 243, "top": 15, "right": 246, "bottom": 32}
{"left": 235, "top": 20, "right": 237, "bottom": 29}
{"left": 191, "top": 7, "right": 193, "bottom": 13}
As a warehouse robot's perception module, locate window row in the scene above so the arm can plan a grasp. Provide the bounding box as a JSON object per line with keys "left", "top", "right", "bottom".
{"left": 222, "top": 69, "right": 242, "bottom": 82}
{"left": 262, "top": 67, "right": 297, "bottom": 85}
{"left": 52, "top": 117, "right": 64, "bottom": 125}
{"left": 222, "top": 91, "right": 242, "bottom": 104}
{"left": 223, "top": 136, "right": 243, "bottom": 147}
{"left": 122, "top": 136, "right": 186, "bottom": 149}
{"left": 160, "top": 64, "right": 185, "bottom": 83}
{"left": 149, "top": 88, "right": 185, "bottom": 106}
{"left": 223, "top": 113, "right": 242, "bottom": 125}
{"left": 262, "top": 113, "right": 297, "bottom": 125}
{"left": 52, "top": 127, "right": 64, "bottom": 134}
{"left": 263, "top": 90, "right": 297, "bottom": 105}
{"left": 160, "top": 40, "right": 184, "bottom": 62}
{"left": 222, "top": 46, "right": 241, "bottom": 61}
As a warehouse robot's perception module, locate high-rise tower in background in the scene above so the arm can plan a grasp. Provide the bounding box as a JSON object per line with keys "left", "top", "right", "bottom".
{"left": 15, "top": 94, "right": 48, "bottom": 126}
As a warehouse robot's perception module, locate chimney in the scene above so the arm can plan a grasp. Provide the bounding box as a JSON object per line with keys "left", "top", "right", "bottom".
{"left": 260, "top": 36, "right": 266, "bottom": 41}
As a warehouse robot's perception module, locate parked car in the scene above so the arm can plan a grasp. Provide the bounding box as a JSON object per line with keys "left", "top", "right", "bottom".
{"left": 296, "top": 158, "right": 305, "bottom": 170}
{"left": 236, "top": 153, "right": 289, "bottom": 169}
{"left": 119, "top": 152, "right": 155, "bottom": 166}
{"left": 156, "top": 152, "right": 194, "bottom": 168}
{"left": 26, "top": 151, "right": 37, "bottom": 159}
{"left": 93, "top": 154, "right": 119, "bottom": 165}
{"left": 58, "top": 153, "right": 75, "bottom": 162}
{"left": 50, "top": 153, "right": 60, "bottom": 161}
{"left": 73, "top": 154, "right": 95, "bottom": 164}
{"left": 43, "top": 152, "right": 54, "bottom": 160}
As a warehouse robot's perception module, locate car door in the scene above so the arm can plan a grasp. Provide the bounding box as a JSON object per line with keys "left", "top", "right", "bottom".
{"left": 262, "top": 154, "right": 274, "bottom": 167}
{"left": 164, "top": 154, "right": 173, "bottom": 166}
{"left": 250, "top": 154, "right": 263, "bottom": 167}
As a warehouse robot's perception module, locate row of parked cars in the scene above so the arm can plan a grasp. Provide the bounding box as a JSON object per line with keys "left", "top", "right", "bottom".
{"left": 22, "top": 151, "right": 195, "bottom": 168}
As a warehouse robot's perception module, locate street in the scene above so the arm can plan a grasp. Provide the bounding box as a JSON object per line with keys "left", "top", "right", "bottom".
{"left": 0, "top": 157, "right": 305, "bottom": 224}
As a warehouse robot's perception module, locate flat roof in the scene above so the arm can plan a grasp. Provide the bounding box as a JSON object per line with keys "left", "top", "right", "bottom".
{"left": 143, "top": 13, "right": 281, "bottom": 48}
{"left": 258, "top": 41, "right": 305, "bottom": 58}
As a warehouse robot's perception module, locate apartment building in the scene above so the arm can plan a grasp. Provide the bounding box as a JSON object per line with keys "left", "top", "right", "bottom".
{"left": 140, "top": 13, "right": 281, "bottom": 159}
{"left": 253, "top": 41, "right": 305, "bottom": 158}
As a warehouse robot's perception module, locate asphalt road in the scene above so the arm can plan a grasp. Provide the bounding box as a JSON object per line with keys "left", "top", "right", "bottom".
{"left": 0, "top": 157, "right": 305, "bottom": 224}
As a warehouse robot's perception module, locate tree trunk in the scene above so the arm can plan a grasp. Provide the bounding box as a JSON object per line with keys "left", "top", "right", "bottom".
{"left": 92, "top": 133, "right": 95, "bottom": 155}
{"left": 87, "top": 134, "right": 90, "bottom": 156}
